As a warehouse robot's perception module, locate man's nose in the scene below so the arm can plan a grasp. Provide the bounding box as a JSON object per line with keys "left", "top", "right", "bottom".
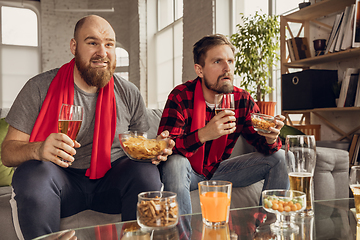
{"left": 224, "top": 62, "right": 231, "bottom": 72}
{"left": 96, "top": 45, "right": 107, "bottom": 58}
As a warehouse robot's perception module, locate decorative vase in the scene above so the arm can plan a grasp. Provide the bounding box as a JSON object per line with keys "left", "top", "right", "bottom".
{"left": 256, "top": 101, "right": 276, "bottom": 116}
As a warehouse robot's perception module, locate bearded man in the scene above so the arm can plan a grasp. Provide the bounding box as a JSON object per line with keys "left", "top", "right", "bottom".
{"left": 157, "top": 34, "right": 289, "bottom": 215}
{"left": 1, "top": 15, "right": 174, "bottom": 240}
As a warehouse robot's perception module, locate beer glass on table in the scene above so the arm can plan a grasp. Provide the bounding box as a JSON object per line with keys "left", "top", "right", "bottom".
{"left": 285, "top": 135, "right": 316, "bottom": 216}
{"left": 58, "top": 104, "right": 83, "bottom": 162}
{"left": 350, "top": 166, "right": 360, "bottom": 223}
{"left": 214, "top": 94, "right": 235, "bottom": 115}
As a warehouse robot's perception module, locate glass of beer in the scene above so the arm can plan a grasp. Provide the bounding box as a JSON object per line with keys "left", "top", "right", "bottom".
{"left": 285, "top": 135, "right": 316, "bottom": 216}
{"left": 214, "top": 94, "right": 235, "bottom": 115}
{"left": 58, "top": 104, "right": 83, "bottom": 140}
{"left": 350, "top": 166, "right": 360, "bottom": 223}
{"left": 198, "top": 180, "right": 232, "bottom": 227}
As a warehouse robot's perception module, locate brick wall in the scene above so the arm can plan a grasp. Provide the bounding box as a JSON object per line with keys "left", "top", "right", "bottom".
{"left": 182, "top": 0, "right": 214, "bottom": 82}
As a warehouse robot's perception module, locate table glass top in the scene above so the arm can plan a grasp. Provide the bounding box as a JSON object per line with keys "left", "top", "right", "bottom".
{"left": 34, "top": 198, "right": 358, "bottom": 240}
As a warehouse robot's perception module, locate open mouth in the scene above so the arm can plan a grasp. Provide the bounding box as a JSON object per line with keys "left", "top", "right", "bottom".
{"left": 221, "top": 76, "right": 232, "bottom": 81}
{"left": 91, "top": 58, "right": 110, "bottom": 68}
{"left": 91, "top": 61, "right": 108, "bottom": 68}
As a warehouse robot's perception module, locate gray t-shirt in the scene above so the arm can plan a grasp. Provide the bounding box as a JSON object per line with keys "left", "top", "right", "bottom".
{"left": 6, "top": 68, "right": 149, "bottom": 169}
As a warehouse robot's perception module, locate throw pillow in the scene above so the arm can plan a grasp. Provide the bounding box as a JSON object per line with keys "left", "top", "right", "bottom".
{"left": 0, "top": 118, "right": 13, "bottom": 186}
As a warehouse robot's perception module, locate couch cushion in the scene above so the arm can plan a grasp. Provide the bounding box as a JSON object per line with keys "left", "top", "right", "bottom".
{"left": 0, "top": 118, "right": 14, "bottom": 187}
{"left": 146, "top": 109, "right": 162, "bottom": 139}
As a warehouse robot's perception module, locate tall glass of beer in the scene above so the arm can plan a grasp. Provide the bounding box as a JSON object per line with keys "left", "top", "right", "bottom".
{"left": 58, "top": 104, "right": 83, "bottom": 140}
{"left": 58, "top": 104, "right": 83, "bottom": 163}
{"left": 285, "top": 135, "right": 316, "bottom": 216}
{"left": 350, "top": 166, "right": 360, "bottom": 223}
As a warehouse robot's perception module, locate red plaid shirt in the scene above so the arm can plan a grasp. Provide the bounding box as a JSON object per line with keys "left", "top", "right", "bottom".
{"left": 158, "top": 78, "right": 281, "bottom": 179}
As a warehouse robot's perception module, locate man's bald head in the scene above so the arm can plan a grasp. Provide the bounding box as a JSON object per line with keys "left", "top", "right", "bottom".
{"left": 73, "top": 15, "right": 115, "bottom": 41}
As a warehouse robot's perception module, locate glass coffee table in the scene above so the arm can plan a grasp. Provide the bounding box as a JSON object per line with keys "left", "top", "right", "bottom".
{"left": 34, "top": 198, "right": 357, "bottom": 240}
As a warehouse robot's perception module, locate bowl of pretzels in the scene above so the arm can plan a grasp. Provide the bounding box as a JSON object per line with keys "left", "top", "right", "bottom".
{"left": 137, "top": 191, "right": 179, "bottom": 229}
{"left": 119, "top": 131, "right": 168, "bottom": 162}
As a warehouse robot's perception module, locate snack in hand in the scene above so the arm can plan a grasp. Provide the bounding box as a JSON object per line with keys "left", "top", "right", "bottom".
{"left": 251, "top": 113, "right": 276, "bottom": 133}
{"left": 119, "top": 132, "right": 168, "bottom": 160}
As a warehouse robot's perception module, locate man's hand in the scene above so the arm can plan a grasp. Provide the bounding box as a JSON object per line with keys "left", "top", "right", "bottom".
{"left": 38, "top": 133, "right": 81, "bottom": 168}
{"left": 257, "top": 115, "right": 285, "bottom": 144}
{"left": 197, "top": 110, "right": 236, "bottom": 144}
{"left": 152, "top": 130, "right": 175, "bottom": 165}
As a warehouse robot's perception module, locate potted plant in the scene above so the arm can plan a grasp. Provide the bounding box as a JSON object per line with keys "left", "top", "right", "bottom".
{"left": 230, "top": 11, "right": 280, "bottom": 115}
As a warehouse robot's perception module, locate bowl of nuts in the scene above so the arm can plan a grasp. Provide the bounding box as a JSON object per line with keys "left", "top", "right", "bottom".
{"left": 119, "top": 131, "right": 169, "bottom": 162}
{"left": 262, "top": 189, "right": 306, "bottom": 233}
{"left": 137, "top": 191, "right": 179, "bottom": 230}
{"left": 250, "top": 113, "right": 276, "bottom": 133}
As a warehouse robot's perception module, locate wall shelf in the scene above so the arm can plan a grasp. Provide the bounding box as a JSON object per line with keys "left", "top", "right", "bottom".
{"left": 280, "top": 0, "right": 360, "bottom": 140}
{"left": 284, "top": 0, "right": 354, "bottom": 22}
{"left": 283, "top": 47, "right": 360, "bottom": 68}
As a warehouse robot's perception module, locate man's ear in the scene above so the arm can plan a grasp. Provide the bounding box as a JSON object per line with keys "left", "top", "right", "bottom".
{"left": 70, "top": 38, "right": 76, "bottom": 55}
{"left": 194, "top": 64, "right": 203, "bottom": 78}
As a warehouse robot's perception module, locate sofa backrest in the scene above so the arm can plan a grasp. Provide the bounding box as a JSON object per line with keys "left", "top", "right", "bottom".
{"left": 0, "top": 109, "right": 9, "bottom": 119}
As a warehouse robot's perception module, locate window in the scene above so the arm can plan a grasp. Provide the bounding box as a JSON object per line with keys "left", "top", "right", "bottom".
{"left": 158, "top": 0, "right": 183, "bottom": 31}
{"left": 0, "top": 5, "right": 40, "bottom": 108}
{"left": 155, "top": 0, "right": 183, "bottom": 108}
{"left": 1, "top": 6, "right": 38, "bottom": 46}
{"left": 114, "top": 47, "right": 129, "bottom": 81}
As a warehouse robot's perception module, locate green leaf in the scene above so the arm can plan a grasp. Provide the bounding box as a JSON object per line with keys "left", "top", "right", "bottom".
{"left": 231, "top": 11, "right": 280, "bottom": 101}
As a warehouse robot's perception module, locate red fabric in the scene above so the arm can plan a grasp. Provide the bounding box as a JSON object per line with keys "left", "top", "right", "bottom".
{"left": 94, "top": 224, "right": 118, "bottom": 240}
{"left": 29, "top": 58, "right": 116, "bottom": 179}
{"left": 188, "top": 80, "right": 227, "bottom": 175}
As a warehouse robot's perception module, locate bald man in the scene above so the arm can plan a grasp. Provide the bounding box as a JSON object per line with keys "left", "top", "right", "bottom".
{"left": 2, "top": 15, "right": 174, "bottom": 240}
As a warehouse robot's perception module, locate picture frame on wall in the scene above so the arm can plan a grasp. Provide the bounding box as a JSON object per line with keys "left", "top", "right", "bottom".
{"left": 352, "top": 0, "right": 360, "bottom": 48}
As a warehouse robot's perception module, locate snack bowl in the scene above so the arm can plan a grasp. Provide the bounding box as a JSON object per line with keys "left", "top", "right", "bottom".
{"left": 250, "top": 113, "right": 276, "bottom": 133}
{"left": 119, "top": 131, "right": 168, "bottom": 162}
{"left": 262, "top": 190, "right": 306, "bottom": 233}
{"left": 137, "top": 191, "right": 179, "bottom": 230}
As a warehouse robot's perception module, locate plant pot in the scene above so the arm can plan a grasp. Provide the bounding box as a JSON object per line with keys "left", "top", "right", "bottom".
{"left": 256, "top": 101, "right": 276, "bottom": 116}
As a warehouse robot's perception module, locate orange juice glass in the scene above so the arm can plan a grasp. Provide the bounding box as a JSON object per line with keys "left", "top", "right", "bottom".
{"left": 201, "top": 223, "right": 230, "bottom": 240}
{"left": 198, "top": 180, "right": 232, "bottom": 227}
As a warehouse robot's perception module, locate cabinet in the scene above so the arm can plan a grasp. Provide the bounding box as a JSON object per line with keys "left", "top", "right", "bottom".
{"left": 280, "top": 0, "right": 360, "bottom": 141}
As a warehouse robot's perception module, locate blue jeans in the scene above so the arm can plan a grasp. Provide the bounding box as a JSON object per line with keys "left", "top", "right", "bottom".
{"left": 158, "top": 149, "right": 289, "bottom": 215}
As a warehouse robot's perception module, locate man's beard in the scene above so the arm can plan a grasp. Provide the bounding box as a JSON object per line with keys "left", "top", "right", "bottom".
{"left": 204, "top": 72, "right": 234, "bottom": 94}
{"left": 75, "top": 51, "right": 116, "bottom": 89}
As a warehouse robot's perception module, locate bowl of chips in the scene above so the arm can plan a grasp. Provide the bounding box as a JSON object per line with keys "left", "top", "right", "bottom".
{"left": 250, "top": 113, "right": 276, "bottom": 133}
{"left": 119, "top": 131, "right": 168, "bottom": 162}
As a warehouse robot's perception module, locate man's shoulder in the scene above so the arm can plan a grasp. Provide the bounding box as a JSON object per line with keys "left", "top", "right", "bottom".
{"left": 113, "top": 74, "right": 138, "bottom": 91}
{"left": 171, "top": 78, "right": 197, "bottom": 95}
{"left": 27, "top": 68, "right": 59, "bottom": 85}
{"left": 233, "top": 86, "right": 252, "bottom": 98}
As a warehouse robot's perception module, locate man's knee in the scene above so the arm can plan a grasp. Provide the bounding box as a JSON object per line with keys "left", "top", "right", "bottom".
{"left": 159, "top": 154, "right": 191, "bottom": 187}
{"left": 112, "top": 160, "right": 162, "bottom": 191}
{"left": 12, "top": 161, "right": 58, "bottom": 189}
{"left": 269, "top": 149, "right": 286, "bottom": 165}
{"left": 159, "top": 154, "right": 190, "bottom": 173}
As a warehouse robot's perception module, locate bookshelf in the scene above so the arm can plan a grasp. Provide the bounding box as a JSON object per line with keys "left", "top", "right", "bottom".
{"left": 280, "top": 0, "right": 356, "bottom": 74}
{"left": 283, "top": 47, "right": 360, "bottom": 68}
{"left": 280, "top": 0, "right": 360, "bottom": 141}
